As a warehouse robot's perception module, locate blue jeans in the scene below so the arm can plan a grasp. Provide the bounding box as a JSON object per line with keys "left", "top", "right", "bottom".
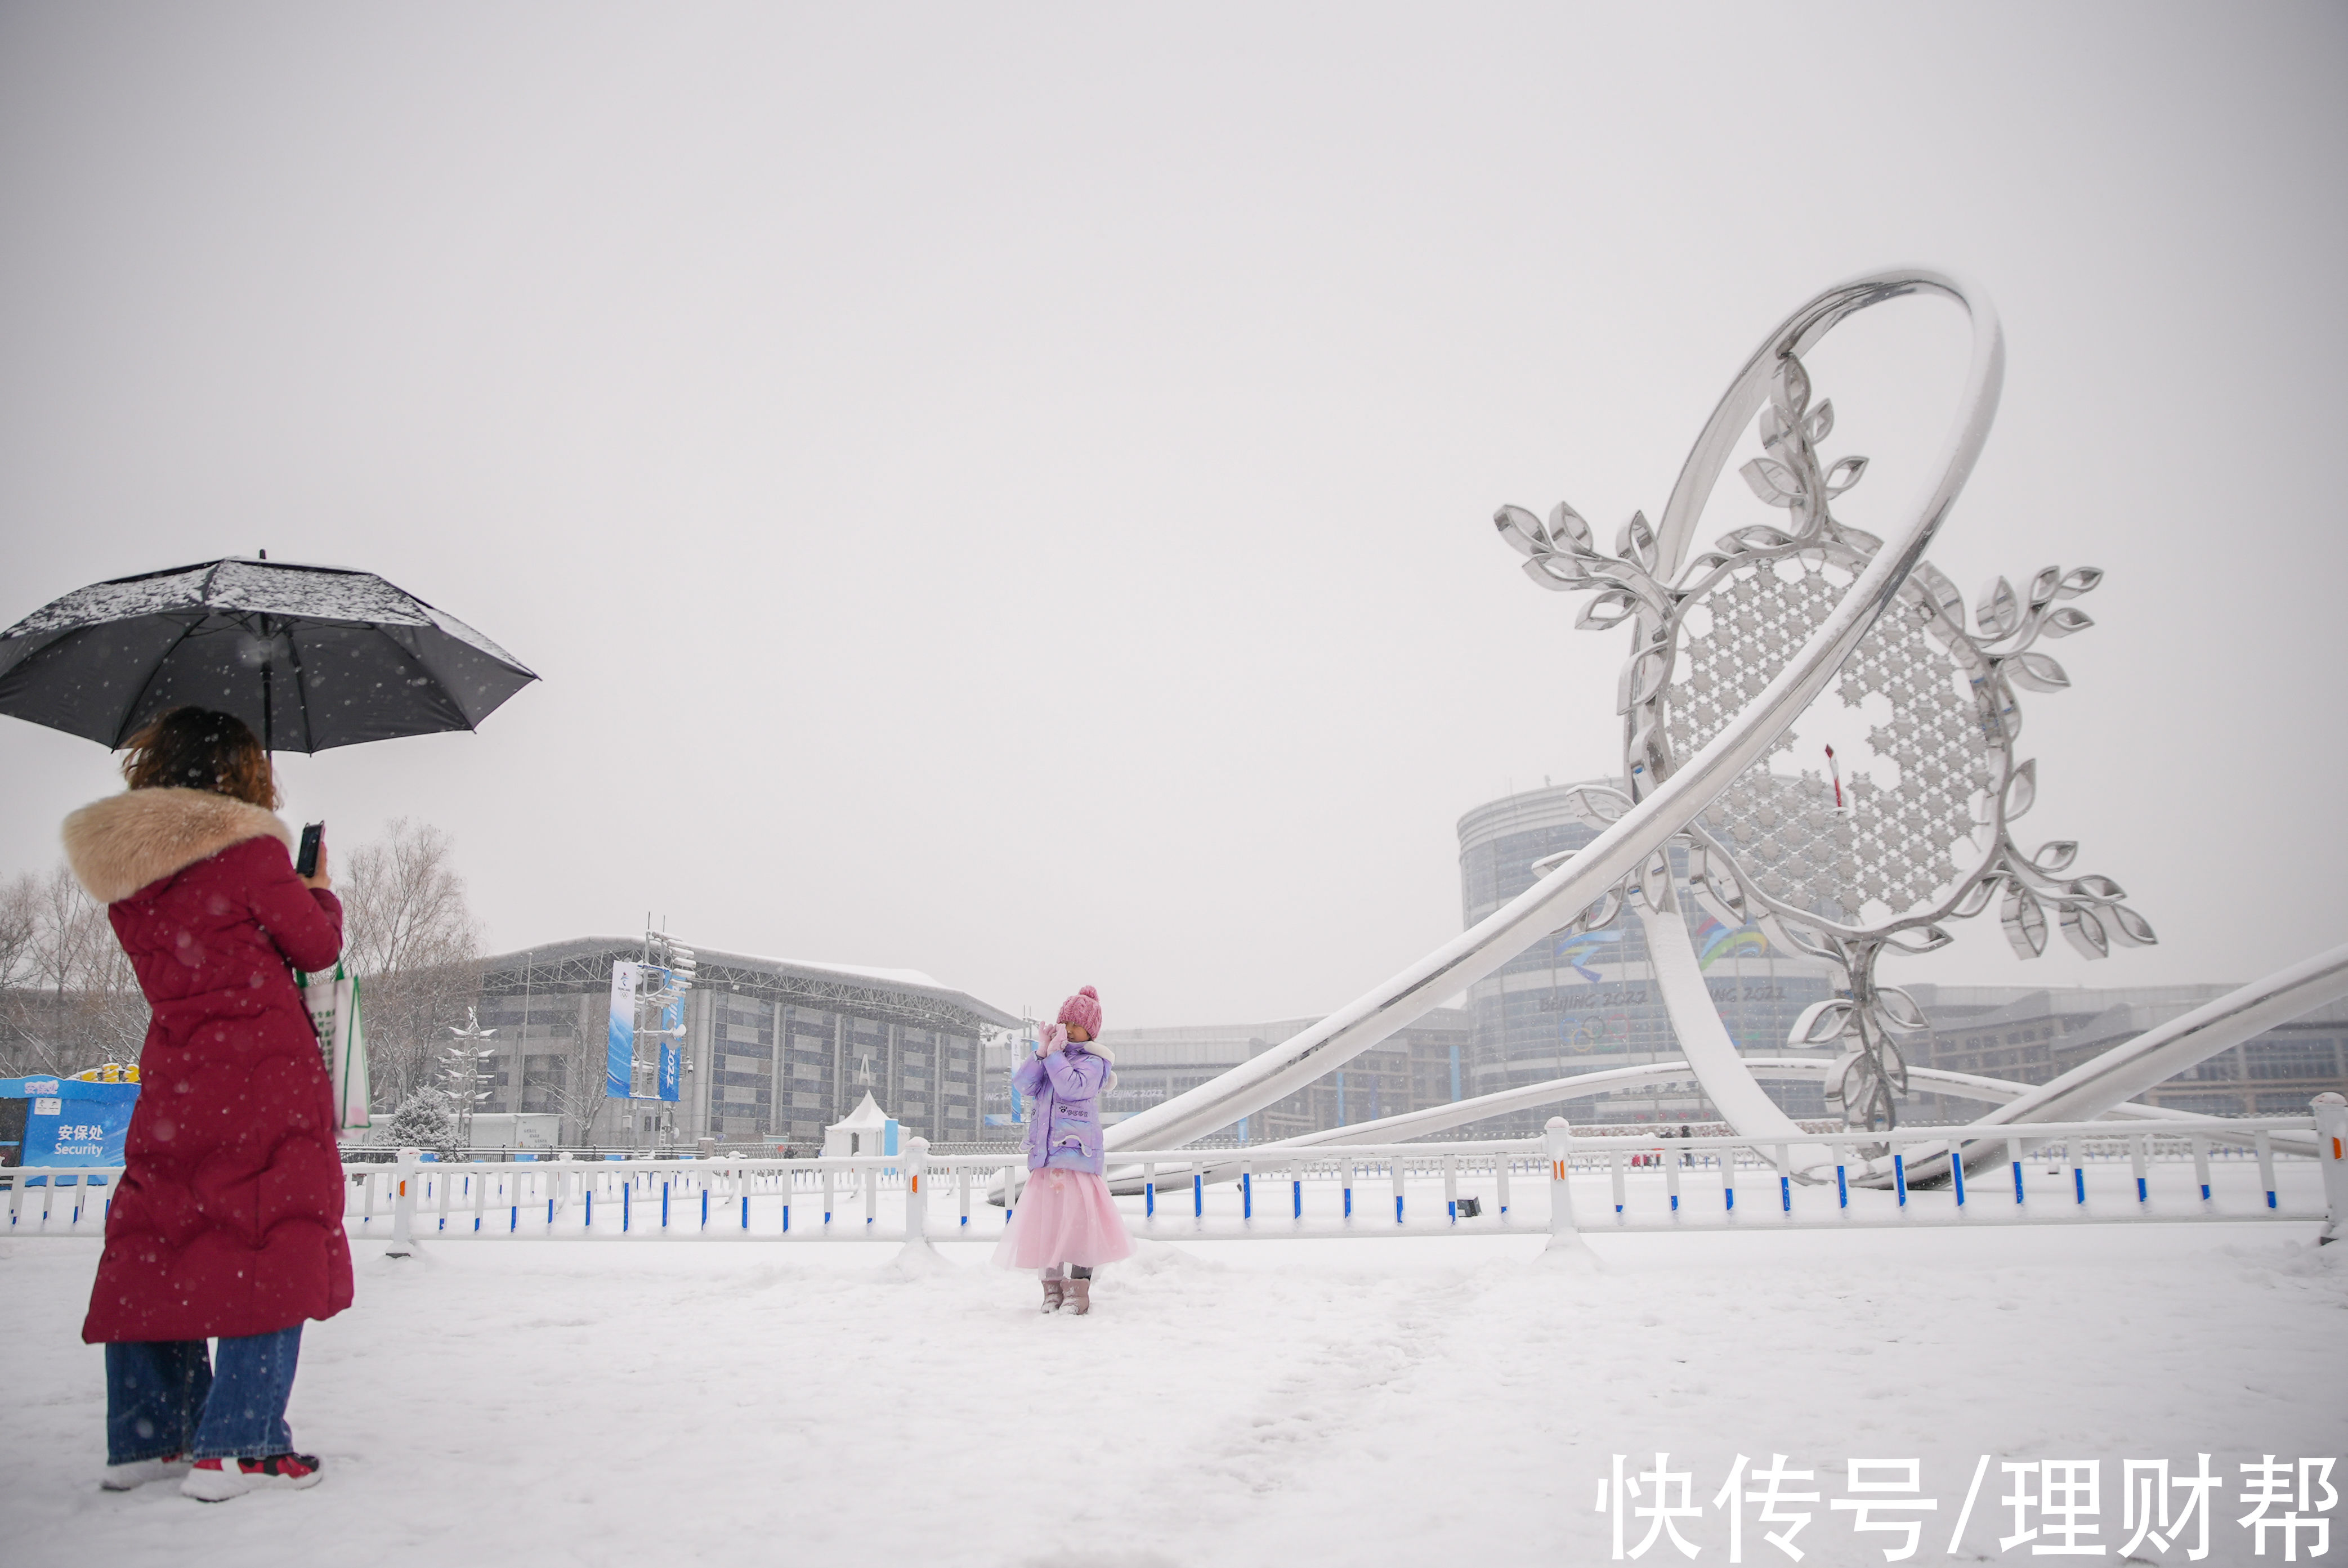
{"left": 105, "top": 1325, "right": 303, "bottom": 1463}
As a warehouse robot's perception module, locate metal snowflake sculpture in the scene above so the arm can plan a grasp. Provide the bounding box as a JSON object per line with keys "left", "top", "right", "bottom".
{"left": 1493, "top": 351, "right": 2156, "bottom": 1130}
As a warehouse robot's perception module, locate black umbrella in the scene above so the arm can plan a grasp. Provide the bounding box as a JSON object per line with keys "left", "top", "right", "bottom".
{"left": 0, "top": 556, "right": 538, "bottom": 752}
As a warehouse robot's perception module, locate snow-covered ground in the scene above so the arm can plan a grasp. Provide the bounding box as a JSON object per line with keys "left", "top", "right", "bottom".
{"left": 3, "top": 1179, "right": 2341, "bottom": 1567}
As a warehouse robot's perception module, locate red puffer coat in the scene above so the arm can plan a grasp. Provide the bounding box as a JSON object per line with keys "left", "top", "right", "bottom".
{"left": 62, "top": 787, "right": 354, "bottom": 1342}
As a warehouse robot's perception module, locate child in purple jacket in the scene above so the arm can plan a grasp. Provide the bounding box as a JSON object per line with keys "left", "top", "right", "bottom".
{"left": 992, "top": 985, "right": 1133, "bottom": 1312}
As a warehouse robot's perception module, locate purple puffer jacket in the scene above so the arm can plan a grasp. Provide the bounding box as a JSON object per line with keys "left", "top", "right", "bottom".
{"left": 1014, "top": 1037, "right": 1111, "bottom": 1174}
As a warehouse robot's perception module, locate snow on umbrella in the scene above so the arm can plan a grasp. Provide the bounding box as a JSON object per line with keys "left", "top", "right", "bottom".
{"left": 0, "top": 557, "right": 538, "bottom": 752}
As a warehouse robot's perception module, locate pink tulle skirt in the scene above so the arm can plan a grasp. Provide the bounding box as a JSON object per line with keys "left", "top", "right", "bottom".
{"left": 992, "top": 1167, "right": 1134, "bottom": 1271}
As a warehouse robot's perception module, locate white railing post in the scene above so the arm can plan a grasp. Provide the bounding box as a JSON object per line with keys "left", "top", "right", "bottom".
{"left": 387, "top": 1146, "right": 421, "bottom": 1257}
{"left": 901, "top": 1137, "right": 931, "bottom": 1252}
{"left": 2314, "top": 1093, "right": 2347, "bottom": 1246}
{"left": 1544, "top": 1117, "right": 1585, "bottom": 1252}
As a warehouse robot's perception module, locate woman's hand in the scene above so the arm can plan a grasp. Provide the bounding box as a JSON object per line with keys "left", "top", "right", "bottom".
{"left": 301, "top": 841, "right": 332, "bottom": 893}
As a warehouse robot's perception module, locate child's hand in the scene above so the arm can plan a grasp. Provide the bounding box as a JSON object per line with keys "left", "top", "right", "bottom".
{"left": 1041, "top": 1023, "right": 1067, "bottom": 1054}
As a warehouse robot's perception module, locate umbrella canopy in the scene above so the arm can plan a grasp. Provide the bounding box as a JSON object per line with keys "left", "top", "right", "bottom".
{"left": 0, "top": 557, "right": 538, "bottom": 753}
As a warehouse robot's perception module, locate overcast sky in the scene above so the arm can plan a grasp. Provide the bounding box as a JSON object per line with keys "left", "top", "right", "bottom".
{"left": 2, "top": 5, "right": 2342, "bottom": 1028}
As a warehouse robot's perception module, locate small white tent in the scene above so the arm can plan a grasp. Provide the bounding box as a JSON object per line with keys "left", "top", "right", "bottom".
{"left": 823, "top": 1092, "right": 896, "bottom": 1157}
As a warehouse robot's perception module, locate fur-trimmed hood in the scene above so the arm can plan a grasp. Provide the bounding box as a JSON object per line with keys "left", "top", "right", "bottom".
{"left": 62, "top": 787, "right": 294, "bottom": 904}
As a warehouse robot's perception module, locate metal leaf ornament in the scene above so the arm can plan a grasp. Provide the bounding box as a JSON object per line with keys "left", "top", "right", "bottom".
{"left": 1493, "top": 348, "right": 2155, "bottom": 1130}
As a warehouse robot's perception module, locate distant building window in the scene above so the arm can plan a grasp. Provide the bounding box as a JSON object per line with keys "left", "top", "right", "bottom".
{"left": 2244, "top": 1040, "right": 2340, "bottom": 1080}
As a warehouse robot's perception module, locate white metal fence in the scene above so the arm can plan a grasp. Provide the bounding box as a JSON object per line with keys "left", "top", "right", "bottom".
{"left": 8, "top": 1101, "right": 2343, "bottom": 1248}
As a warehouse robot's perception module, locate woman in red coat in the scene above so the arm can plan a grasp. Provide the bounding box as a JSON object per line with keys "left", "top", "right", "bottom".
{"left": 62, "top": 707, "right": 352, "bottom": 1502}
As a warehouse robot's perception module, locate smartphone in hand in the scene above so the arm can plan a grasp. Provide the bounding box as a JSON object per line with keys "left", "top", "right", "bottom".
{"left": 296, "top": 822, "right": 324, "bottom": 879}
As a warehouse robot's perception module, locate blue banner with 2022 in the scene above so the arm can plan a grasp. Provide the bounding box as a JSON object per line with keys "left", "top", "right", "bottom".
{"left": 1, "top": 1076, "right": 138, "bottom": 1179}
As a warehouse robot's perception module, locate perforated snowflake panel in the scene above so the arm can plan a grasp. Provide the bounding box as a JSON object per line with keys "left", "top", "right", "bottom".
{"left": 1663, "top": 555, "right": 1996, "bottom": 925}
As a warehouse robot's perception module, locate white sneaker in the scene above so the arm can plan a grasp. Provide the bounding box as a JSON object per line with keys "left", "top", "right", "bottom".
{"left": 101, "top": 1454, "right": 190, "bottom": 1490}
{"left": 180, "top": 1453, "right": 324, "bottom": 1502}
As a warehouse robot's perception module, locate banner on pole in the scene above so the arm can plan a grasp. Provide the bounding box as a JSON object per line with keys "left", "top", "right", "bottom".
{"left": 607, "top": 962, "right": 639, "bottom": 1099}
{"left": 657, "top": 974, "right": 683, "bottom": 1101}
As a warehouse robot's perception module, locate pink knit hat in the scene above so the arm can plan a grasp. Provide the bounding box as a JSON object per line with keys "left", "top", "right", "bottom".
{"left": 1057, "top": 985, "right": 1103, "bottom": 1039}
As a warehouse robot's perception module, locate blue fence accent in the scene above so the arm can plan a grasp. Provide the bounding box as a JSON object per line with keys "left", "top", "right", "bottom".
{"left": 1893, "top": 1154, "right": 1908, "bottom": 1207}
{"left": 1193, "top": 1173, "right": 1202, "bottom": 1218}
{"left": 2012, "top": 1159, "right": 2025, "bottom": 1204}
{"left": 1951, "top": 1150, "right": 1966, "bottom": 1207}
{"left": 1242, "top": 1172, "right": 1252, "bottom": 1221}
{"left": 2074, "top": 1167, "right": 2087, "bottom": 1205}
{"left": 1836, "top": 1163, "right": 1848, "bottom": 1208}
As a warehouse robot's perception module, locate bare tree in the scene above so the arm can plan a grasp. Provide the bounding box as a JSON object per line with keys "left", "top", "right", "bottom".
{"left": 0, "top": 870, "right": 49, "bottom": 1073}
{"left": 339, "top": 819, "right": 484, "bottom": 1110}
{"left": 547, "top": 1011, "right": 618, "bottom": 1147}
{"left": 0, "top": 871, "right": 39, "bottom": 992}
{"left": 0, "top": 864, "right": 148, "bottom": 1075}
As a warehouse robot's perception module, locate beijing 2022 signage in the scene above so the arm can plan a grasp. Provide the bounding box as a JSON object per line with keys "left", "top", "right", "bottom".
{"left": 605, "top": 961, "right": 681, "bottom": 1103}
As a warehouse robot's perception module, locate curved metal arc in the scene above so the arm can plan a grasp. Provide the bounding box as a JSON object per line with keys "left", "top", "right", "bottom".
{"left": 1181, "top": 1055, "right": 2167, "bottom": 1164}
{"left": 1634, "top": 893, "right": 1818, "bottom": 1153}
{"left": 1107, "top": 272, "right": 2004, "bottom": 1154}
{"left": 1638, "top": 270, "right": 2000, "bottom": 1141}
{"left": 1968, "top": 942, "right": 2348, "bottom": 1131}
{"left": 1651, "top": 270, "right": 1978, "bottom": 582}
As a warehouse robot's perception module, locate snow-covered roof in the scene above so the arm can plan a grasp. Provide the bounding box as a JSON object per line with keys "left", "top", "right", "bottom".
{"left": 721, "top": 952, "right": 938, "bottom": 988}
{"left": 476, "top": 936, "right": 1018, "bottom": 1028}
